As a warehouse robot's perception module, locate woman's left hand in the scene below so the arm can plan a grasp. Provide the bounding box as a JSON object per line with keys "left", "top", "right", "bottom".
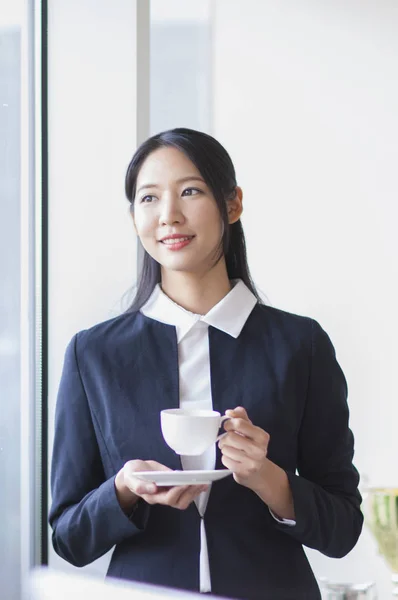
{"left": 218, "top": 406, "right": 270, "bottom": 492}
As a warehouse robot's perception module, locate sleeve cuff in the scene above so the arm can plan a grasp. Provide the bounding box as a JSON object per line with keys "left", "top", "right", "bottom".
{"left": 127, "top": 497, "right": 150, "bottom": 530}
{"left": 97, "top": 476, "right": 150, "bottom": 541}
{"left": 269, "top": 507, "right": 296, "bottom": 527}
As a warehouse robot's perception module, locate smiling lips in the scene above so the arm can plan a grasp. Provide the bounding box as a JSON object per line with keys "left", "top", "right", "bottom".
{"left": 160, "top": 235, "right": 195, "bottom": 251}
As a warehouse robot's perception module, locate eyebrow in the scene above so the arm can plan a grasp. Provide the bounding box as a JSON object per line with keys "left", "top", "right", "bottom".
{"left": 136, "top": 176, "right": 206, "bottom": 195}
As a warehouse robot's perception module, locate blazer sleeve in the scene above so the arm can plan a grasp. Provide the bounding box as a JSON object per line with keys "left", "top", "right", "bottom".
{"left": 49, "top": 333, "right": 150, "bottom": 567}
{"left": 273, "top": 320, "right": 363, "bottom": 558}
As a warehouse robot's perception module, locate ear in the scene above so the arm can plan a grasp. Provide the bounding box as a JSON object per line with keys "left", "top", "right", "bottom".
{"left": 227, "top": 186, "right": 243, "bottom": 224}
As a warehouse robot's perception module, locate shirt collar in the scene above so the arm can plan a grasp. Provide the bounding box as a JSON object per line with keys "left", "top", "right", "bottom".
{"left": 141, "top": 279, "right": 257, "bottom": 343}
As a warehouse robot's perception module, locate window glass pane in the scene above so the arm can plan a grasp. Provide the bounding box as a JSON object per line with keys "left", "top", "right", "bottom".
{"left": 150, "top": 0, "right": 212, "bottom": 134}
{"left": 0, "top": 20, "right": 21, "bottom": 600}
{"left": 0, "top": 1, "right": 28, "bottom": 598}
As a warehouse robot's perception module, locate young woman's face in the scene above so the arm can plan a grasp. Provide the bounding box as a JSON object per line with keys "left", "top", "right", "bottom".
{"left": 132, "top": 147, "right": 226, "bottom": 276}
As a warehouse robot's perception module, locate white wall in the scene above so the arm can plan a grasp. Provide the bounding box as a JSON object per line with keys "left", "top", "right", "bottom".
{"left": 47, "top": 0, "right": 149, "bottom": 576}
{"left": 213, "top": 0, "right": 398, "bottom": 596}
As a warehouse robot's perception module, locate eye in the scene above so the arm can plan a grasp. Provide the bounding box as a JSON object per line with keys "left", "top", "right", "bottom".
{"left": 140, "top": 194, "right": 156, "bottom": 204}
{"left": 182, "top": 187, "right": 202, "bottom": 197}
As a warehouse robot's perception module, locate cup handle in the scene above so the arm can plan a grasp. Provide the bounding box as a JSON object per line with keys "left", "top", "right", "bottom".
{"left": 216, "top": 415, "right": 231, "bottom": 442}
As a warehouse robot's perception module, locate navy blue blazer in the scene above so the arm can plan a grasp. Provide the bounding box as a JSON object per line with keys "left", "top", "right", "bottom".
{"left": 49, "top": 304, "right": 363, "bottom": 600}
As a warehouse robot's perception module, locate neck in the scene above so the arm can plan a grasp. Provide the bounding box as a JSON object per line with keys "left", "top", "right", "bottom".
{"left": 160, "top": 260, "right": 232, "bottom": 315}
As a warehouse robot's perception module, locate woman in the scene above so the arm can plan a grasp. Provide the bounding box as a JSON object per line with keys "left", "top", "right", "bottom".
{"left": 49, "top": 128, "right": 363, "bottom": 600}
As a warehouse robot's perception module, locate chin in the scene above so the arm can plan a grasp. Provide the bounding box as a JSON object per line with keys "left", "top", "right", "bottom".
{"left": 162, "top": 261, "right": 199, "bottom": 273}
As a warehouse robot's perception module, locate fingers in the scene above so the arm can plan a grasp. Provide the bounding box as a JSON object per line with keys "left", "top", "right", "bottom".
{"left": 166, "top": 485, "right": 208, "bottom": 510}
{"left": 225, "top": 406, "right": 250, "bottom": 420}
{"left": 224, "top": 417, "right": 252, "bottom": 435}
{"left": 142, "top": 484, "right": 208, "bottom": 509}
{"left": 220, "top": 440, "right": 267, "bottom": 478}
{"left": 223, "top": 408, "right": 269, "bottom": 446}
{"left": 219, "top": 444, "right": 245, "bottom": 463}
{"left": 219, "top": 410, "right": 270, "bottom": 483}
{"left": 124, "top": 459, "right": 170, "bottom": 476}
{"left": 145, "top": 460, "right": 174, "bottom": 472}
{"left": 220, "top": 453, "right": 260, "bottom": 478}
{"left": 120, "top": 459, "right": 208, "bottom": 510}
{"left": 224, "top": 407, "right": 253, "bottom": 438}
{"left": 123, "top": 472, "right": 157, "bottom": 496}
{"left": 219, "top": 430, "right": 269, "bottom": 461}
{"left": 121, "top": 459, "right": 173, "bottom": 497}
{"left": 133, "top": 480, "right": 158, "bottom": 495}
{"left": 224, "top": 417, "right": 268, "bottom": 445}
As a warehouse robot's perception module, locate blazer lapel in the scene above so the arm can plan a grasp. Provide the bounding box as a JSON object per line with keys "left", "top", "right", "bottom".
{"left": 110, "top": 314, "right": 183, "bottom": 471}
{"left": 208, "top": 327, "right": 239, "bottom": 471}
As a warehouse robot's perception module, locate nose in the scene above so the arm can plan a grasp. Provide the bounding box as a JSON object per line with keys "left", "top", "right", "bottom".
{"left": 159, "top": 195, "right": 185, "bottom": 226}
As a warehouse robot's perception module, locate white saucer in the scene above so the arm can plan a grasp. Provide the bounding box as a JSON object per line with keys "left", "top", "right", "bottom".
{"left": 133, "top": 469, "right": 232, "bottom": 486}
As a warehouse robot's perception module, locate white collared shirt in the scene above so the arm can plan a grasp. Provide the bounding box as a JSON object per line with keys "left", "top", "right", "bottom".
{"left": 141, "top": 279, "right": 294, "bottom": 593}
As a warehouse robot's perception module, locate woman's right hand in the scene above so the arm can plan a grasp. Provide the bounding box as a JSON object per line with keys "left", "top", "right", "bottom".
{"left": 115, "top": 459, "right": 208, "bottom": 512}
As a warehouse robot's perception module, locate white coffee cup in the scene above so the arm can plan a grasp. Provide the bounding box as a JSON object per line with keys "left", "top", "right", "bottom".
{"left": 160, "top": 408, "right": 231, "bottom": 456}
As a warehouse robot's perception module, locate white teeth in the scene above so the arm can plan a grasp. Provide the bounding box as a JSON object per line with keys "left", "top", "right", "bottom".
{"left": 162, "top": 237, "right": 191, "bottom": 245}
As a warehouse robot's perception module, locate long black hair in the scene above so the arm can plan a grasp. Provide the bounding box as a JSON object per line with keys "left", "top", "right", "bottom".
{"left": 124, "top": 127, "right": 262, "bottom": 311}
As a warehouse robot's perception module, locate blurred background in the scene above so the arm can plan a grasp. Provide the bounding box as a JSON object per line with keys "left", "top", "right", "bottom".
{"left": 1, "top": 0, "right": 397, "bottom": 598}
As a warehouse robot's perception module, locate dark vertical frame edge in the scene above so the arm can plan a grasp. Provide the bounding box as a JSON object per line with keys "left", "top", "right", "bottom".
{"left": 40, "top": 0, "right": 48, "bottom": 566}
